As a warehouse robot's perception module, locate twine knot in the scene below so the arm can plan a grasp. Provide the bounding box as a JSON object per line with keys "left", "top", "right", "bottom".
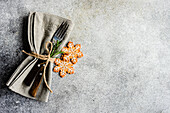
{"left": 22, "top": 41, "right": 55, "bottom": 93}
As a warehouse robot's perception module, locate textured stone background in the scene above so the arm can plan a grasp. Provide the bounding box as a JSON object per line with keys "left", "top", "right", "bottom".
{"left": 0, "top": 0, "right": 170, "bottom": 113}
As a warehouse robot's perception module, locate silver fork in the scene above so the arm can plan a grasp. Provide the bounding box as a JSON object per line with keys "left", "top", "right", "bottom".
{"left": 52, "top": 21, "right": 69, "bottom": 43}
{"left": 50, "top": 21, "right": 69, "bottom": 57}
{"left": 24, "top": 22, "right": 69, "bottom": 97}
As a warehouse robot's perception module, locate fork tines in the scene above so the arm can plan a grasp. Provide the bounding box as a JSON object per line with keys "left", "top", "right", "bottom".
{"left": 55, "top": 21, "right": 69, "bottom": 41}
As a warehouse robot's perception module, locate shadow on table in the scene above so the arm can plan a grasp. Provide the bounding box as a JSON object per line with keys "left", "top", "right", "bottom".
{"left": 0, "top": 16, "right": 30, "bottom": 98}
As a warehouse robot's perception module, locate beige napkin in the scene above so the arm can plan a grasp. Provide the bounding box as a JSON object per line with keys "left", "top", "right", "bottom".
{"left": 6, "top": 12, "right": 74, "bottom": 102}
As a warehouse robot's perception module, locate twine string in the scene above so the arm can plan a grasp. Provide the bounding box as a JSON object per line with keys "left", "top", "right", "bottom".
{"left": 22, "top": 41, "right": 55, "bottom": 93}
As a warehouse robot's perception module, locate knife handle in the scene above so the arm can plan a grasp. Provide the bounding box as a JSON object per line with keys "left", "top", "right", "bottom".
{"left": 24, "top": 60, "right": 43, "bottom": 86}
{"left": 29, "top": 66, "right": 44, "bottom": 97}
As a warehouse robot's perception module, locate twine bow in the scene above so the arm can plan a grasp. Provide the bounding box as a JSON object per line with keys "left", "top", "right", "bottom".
{"left": 22, "top": 41, "right": 55, "bottom": 93}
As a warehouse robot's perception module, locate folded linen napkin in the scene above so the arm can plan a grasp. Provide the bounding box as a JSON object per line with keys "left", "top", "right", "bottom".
{"left": 6, "top": 12, "right": 74, "bottom": 102}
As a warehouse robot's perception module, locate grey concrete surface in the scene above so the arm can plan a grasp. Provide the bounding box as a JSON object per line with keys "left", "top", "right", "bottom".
{"left": 0, "top": 0, "right": 170, "bottom": 113}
